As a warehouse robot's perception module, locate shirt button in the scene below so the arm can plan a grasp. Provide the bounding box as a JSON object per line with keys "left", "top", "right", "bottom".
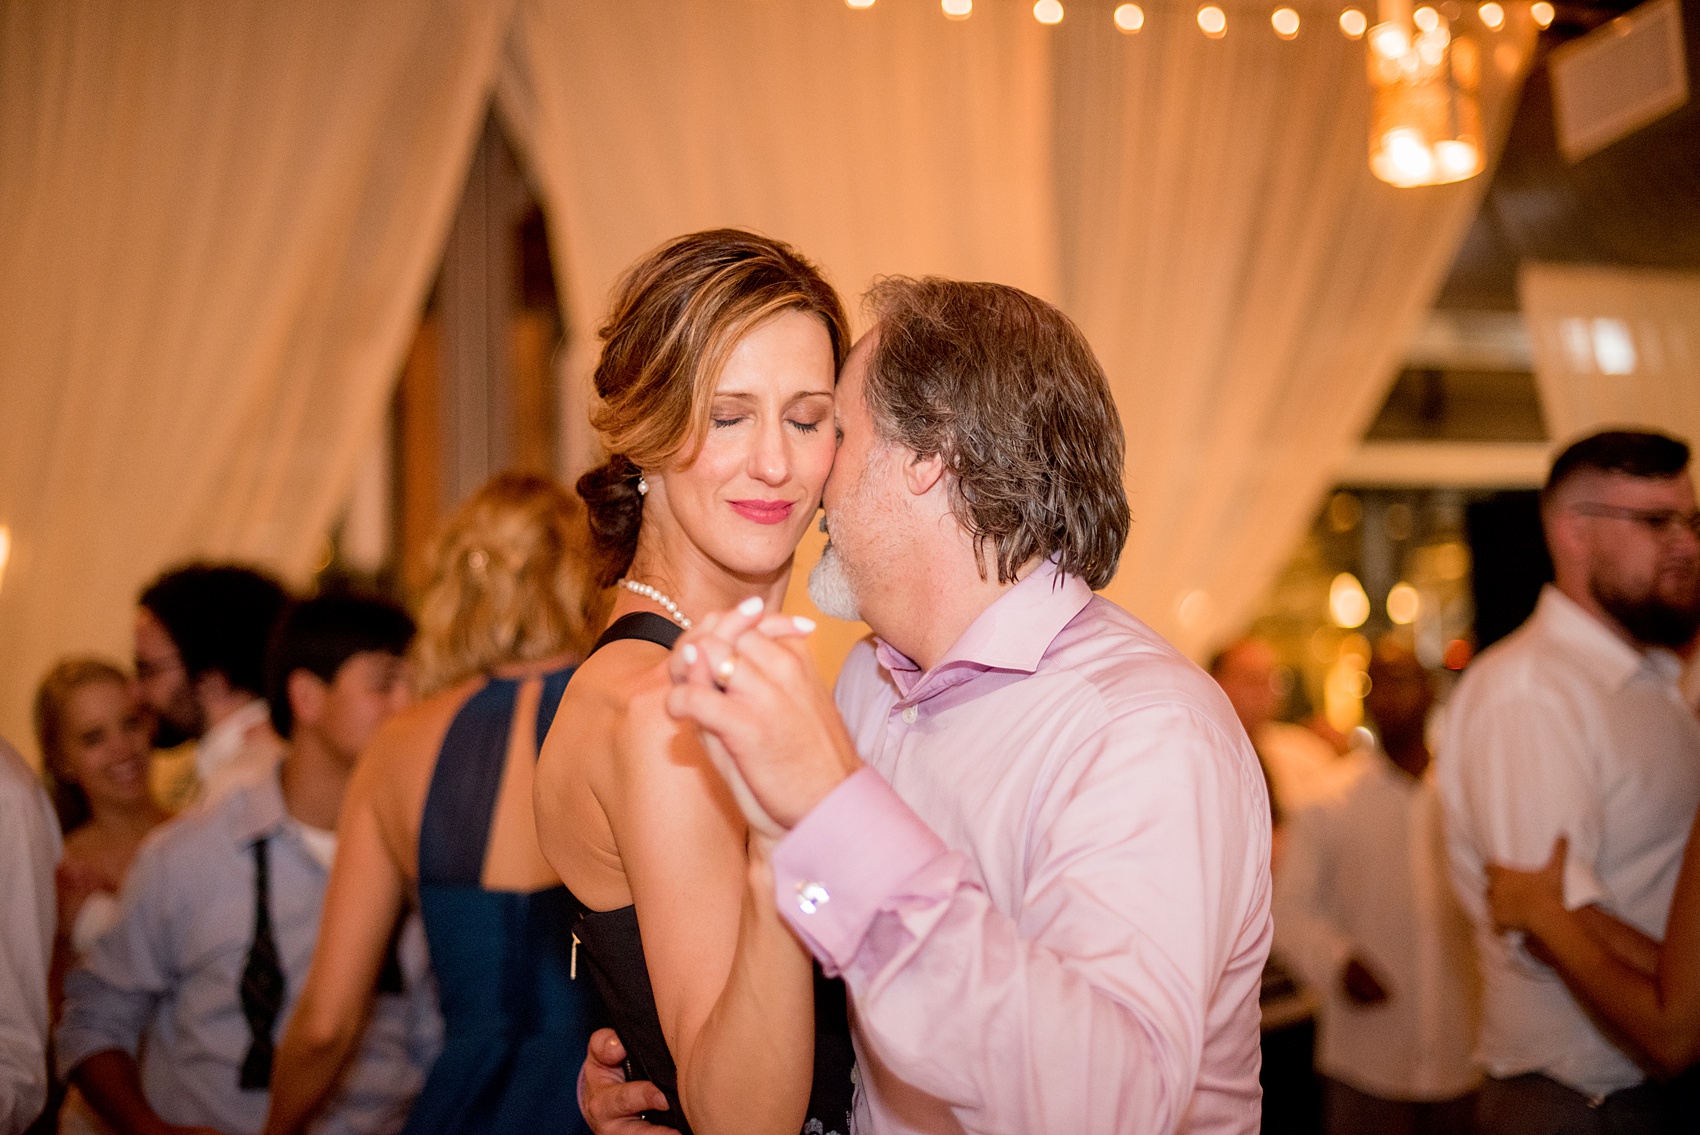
{"left": 796, "top": 882, "right": 830, "bottom": 915}
{"left": 901, "top": 705, "right": 918, "bottom": 724}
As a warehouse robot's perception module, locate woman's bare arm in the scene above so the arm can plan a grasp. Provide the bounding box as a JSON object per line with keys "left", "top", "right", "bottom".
{"left": 1488, "top": 812, "right": 1700, "bottom": 1075}
{"left": 262, "top": 753, "right": 407, "bottom": 1134}
{"left": 541, "top": 655, "right": 816, "bottom": 1135}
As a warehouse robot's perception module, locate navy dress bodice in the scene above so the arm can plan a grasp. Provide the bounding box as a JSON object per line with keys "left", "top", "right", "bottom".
{"left": 571, "top": 613, "right": 856, "bottom": 1135}
{"left": 404, "top": 667, "right": 600, "bottom": 1135}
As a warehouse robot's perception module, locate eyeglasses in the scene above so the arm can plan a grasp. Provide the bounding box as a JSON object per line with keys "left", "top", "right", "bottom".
{"left": 1571, "top": 503, "right": 1700, "bottom": 540}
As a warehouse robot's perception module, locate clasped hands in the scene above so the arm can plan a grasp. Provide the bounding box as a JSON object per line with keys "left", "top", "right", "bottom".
{"left": 664, "top": 596, "right": 863, "bottom": 842}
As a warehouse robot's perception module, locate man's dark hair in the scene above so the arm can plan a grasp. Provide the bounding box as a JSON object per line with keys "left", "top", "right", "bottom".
{"left": 862, "top": 277, "right": 1131, "bottom": 589}
{"left": 265, "top": 594, "right": 415, "bottom": 739}
{"left": 139, "top": 564, "right": 291, "bottom": 698}
{"left": 1543, "top": 430, "right": 1691, "bottom": 506}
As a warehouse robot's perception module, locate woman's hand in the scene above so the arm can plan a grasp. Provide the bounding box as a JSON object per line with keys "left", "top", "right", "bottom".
{"left": 1486, "top": 835, "right": 1568, "bottom": 933}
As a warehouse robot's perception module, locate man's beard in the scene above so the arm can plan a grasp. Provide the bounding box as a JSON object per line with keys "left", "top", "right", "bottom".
{"left": 808, "top": 539, "right": 863, "bottom": 622}
{"left": 149, "top": 686, "right": 204, "bottom": 749}
{"left": 1593, "top": 575, "right": 1700, "bottom": 649}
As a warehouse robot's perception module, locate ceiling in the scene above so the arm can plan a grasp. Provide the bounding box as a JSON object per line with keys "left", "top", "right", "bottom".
{"left": 1433, "top": 0, "right": 1700, "bottom": 311}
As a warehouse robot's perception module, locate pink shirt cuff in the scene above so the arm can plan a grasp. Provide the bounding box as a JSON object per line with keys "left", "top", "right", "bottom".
{"left": 772, "top": 766, "right": 948, "bottom": 972}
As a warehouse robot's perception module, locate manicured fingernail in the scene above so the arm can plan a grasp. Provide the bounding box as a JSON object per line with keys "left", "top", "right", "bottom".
{"left": 738, "top": 595, "right": 764, "bottom": 616}
{"left": 682, "top": 643, "right": 698, "bottom": 664}
{"left": 792, "top": 616, "right": 816, "bottom": 633}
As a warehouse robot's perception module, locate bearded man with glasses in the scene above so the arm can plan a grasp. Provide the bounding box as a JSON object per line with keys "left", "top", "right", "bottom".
{"left": 1437, "top": 429, "right": 1700, "bottom": 1135}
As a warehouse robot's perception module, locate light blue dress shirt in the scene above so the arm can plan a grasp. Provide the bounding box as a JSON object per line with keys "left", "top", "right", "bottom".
{"left": 56, "top": 766, "right": 441, "bottom": 1135}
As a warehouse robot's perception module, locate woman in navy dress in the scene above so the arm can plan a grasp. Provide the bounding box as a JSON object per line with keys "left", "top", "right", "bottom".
{"left": 533, "top": 229, "right": 855, "bottom": 1135}
{"left": 263, "top": 472, "right": 607, "bottom": 1134}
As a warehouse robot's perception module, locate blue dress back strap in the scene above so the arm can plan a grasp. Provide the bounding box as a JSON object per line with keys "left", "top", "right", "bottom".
{"left": 406, "top": 665, "right": 600, "bottom": 1135}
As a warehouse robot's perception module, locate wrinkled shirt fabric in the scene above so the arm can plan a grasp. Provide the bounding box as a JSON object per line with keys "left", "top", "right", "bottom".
{"left": 772, "top": 563, "right": 1272, "bottom": 1135}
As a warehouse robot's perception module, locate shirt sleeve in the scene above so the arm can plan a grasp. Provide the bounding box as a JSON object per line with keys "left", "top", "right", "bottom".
{"left": 1272, "top": 802, "right": 1354, "bottom": 996}
{"left": 1443, "top": 685, "right": 1608, "bottom": 916}
{"left": 55, "top": 837, "right": 176, "bottom": 1081}
{"left": 0, "top": 792, "right": 56, "bottom": 1135}
{"left": 772, "top": 702, "right": 1271, "bottom": 1134}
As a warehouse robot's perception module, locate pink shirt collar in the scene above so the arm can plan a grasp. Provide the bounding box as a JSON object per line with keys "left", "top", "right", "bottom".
{"left": 872, "top": 559, "right": 1095, "bottom": 702}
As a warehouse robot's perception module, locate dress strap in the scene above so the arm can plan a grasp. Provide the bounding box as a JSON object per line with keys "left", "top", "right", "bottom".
{"left": 590, "top": 612, "right": 685, "bottom": 656}
{"left": 420, "top": 664, "right": 577, "bottom": 888}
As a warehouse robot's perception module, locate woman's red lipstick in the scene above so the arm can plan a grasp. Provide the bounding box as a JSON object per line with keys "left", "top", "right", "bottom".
{"left": 729, "top": 499, "right": 795, "bottom": 525}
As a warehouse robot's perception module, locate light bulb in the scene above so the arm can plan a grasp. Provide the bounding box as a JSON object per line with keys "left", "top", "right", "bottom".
{"left": 846, "top": 0, "right": 876, "bottom": 8}
{"left": 1370, "top": 21, "right": 1411, "bottom": 57}
{"left": 1114, "top": 2, "right": 1146, "bottom": 31}
{"left": 1531, "top": 0, "right": 1554, "bottom": 26}
{"left": 1330, "top": 573, "right": 1372, "bottom": 629}
{"left": 1387, "top": 582, "right": 1421, "bottom": 625}
{"left": 1034, "top": 0, "right": 1064, "bottom": 25}
{"left": 942, "top": 0, "right": 972, "bottom": 17}
{"left": 1272, "top": 7, "right": 1301, "bottom": 37}
{"left": 1339, "top": 7, "right": 1369, "bottom": 36}
{"left": 1478, "top": 1, "right": 1505, "bottom": 28}
{"left": 1414, "top": 5, "right": 1440, "bottom": 31}
{"left": 1198, "top": 4, "right": 1228, "bottom": 36}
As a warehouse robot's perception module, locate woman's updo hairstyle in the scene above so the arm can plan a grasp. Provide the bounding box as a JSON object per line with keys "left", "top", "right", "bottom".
{"left": 577, "top": 228, "right": 850, "bottom": 587}
{"left": 413, "top": 472, "right": 605, "bottom": 695}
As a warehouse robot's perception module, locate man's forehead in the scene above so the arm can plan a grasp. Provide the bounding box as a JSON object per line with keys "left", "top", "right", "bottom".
{"left": 1581, "top": 468, "right": 1697, "bottom": 507}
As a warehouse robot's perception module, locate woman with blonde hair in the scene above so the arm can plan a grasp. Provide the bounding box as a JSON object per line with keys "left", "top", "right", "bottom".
{"left": 534, "top": 228, "right": 853, "bottom": 1135}
{"left": 35, "top": 657, "right": 169, "bottom": 982}
{"left": 264, "top": 472, "right": 605, "bottom": 1135}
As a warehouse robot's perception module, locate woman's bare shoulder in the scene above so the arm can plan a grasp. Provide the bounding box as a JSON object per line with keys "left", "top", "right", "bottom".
{"left": 365, "top": 679, "right": 482, "bottom": 770}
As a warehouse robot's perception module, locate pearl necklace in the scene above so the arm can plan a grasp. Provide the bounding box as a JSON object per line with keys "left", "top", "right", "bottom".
{"left": 616, "top": 578, "right": 693, "bottom": 629}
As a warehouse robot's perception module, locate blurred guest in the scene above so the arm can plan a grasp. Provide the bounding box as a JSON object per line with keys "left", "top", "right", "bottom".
{"left": 1438, "top": 430, "right": 1700, "bottom": 1134}
{"left": 58, "top": 595, "right": 434, "bottom": 1135}
{"left": 1276, "top": 638, "right": 1479, "bottom": 1135}
{"left": 1212, "top": 638, "right": 1346, "bottom": 818}
{"left": 264, "top": 474, "right": 603, "bottom": 1135}
{"left": 135, "top": 564, "right": 290, "bottom": 808}
{"left": 35, "top": 659, "right": 169, "bottom": 980}
{"left": 1, "top": 735, "right": 60, "bottom": 1135}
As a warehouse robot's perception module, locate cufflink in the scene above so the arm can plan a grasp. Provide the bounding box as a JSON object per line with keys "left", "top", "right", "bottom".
{"left": 797, "top": 881, "right": 830, "bottom": 915}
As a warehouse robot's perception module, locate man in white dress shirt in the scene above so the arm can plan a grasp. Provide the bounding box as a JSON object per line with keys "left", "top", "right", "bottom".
{"left": 135, "top": 563, "right": 290, "bottom": 808}
{"left": 0, "top": 735, "right": 61, "bottom": 1134}
{"left": 1437, "top": 430, "right": 1700, "bottom": 1134}
{"left": 1278, "top": 639, "right": 1479, "bottom": 1134}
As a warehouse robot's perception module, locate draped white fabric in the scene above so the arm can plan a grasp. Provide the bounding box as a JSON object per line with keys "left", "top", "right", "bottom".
{"left": 497, "top": 0, "right": 1061, "bottom": 668}
{"left": 0, "top": 1, "right": 1540, "bottom": 747}
{"left": 1521, "top": 263, "right": 1700, "bottom": 450}
{"left": 0, "top": 0, "right": 512, "bottom": 751}
{"left": 1055, "top": 12, "right": 1536, "bottom": 657}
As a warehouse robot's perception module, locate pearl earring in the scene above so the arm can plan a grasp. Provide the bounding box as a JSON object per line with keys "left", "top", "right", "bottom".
{"left": 637, "top": 473, "right": 649, "bottom": 497}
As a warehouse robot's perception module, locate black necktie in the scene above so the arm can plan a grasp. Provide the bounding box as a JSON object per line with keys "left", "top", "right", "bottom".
{"left": 239, "top": 837, "right": 286, "bottom": 1090}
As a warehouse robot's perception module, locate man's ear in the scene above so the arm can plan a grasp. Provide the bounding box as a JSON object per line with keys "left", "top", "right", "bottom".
{"left": 903, "top": 452, "right": 947, "bottom": 497}
{"left": 286, "top": 669, "right": 328, "bottom": 732}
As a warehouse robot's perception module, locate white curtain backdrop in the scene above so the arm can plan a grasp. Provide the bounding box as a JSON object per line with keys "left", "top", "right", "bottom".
{"left": 1521, "top": 263, "right": 1700, "bottom": 449}
{"left": 1056, "top": 10, "right": 1536, "bottom": 658}
{"left": 0, "top": 0, "right": 513, "bottom": 753}
{"left": 0, "top": 0, "right": 1542, "bottom": 748}
{"left": 497, "top": 0, "right": 1061, "bottom": 669}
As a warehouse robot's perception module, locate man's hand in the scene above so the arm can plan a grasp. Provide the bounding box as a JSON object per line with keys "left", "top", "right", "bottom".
{"left": 665, "top": 598, "right": 863, "bottom": 832}
{"left": 579, "top": 1029, "right": 670, "bottom": 1133}
{"left": 1341, "top": 957, "right": 1390, "bottom": 1006}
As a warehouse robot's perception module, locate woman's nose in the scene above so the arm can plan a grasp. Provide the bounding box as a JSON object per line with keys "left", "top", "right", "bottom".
{"left": 749, "top": 421, "right": 790, "bottom": 485}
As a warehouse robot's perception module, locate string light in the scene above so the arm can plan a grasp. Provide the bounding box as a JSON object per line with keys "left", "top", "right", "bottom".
{"left": 1197, "top": 4, "right": 1227, "bottom": 37}
{"left": 1478, "top": 1, "right": 1505, "bottom": 28}
{"left": 1034, "top": 0, "right": 1064, "bottom": 25}
{"left": 1530, "top": 0, "right": 1554, "bottom": 26}
{"left": 942, "top": 0, "right": 972, "bottom": 18}
{"left": 1272, "top": 6, "right": 1301, "bottom": 37}
{"left": 1114, "top": 2, "right": 1146, "bottom": 32}
{"left": 1414, "top": 5, "right": 1441, "bottom": 31}
{"left": 1339, "top": 7, "right": 1368, "bottom": 37}
{"left": 845, "top": 0, "right": 875, "bottom": 9}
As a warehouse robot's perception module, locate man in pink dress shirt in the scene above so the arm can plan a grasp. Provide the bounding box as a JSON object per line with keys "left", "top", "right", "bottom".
{"left": 586, "top": 277, "right": 1272, "bottom": 1134}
